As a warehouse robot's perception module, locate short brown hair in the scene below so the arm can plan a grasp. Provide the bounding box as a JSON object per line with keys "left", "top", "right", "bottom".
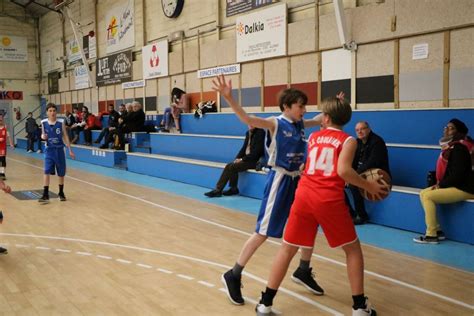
{"left": 277, "top": 88, "right": 308, "bottom": 112}
{"left": 320, "top": 97, "right": 352, "bottom": 126}
{"left": 46, "top": 103, "right": 57, "bottom": 111}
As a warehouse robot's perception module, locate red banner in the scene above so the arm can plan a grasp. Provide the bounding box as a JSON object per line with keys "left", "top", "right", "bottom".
{"left": 0, "top": 91, "right": 23, "bottom": 100}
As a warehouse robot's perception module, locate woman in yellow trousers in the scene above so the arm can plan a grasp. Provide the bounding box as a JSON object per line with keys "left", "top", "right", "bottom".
{"left": 414, "top": 119, "right": 474, "bottom": 244}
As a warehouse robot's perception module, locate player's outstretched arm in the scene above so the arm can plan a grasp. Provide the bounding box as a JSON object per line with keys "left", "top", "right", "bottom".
{"left": 212, "top": 75, "right": 275, "bottom": 132}
{"left": 338, "top": 138, "right": 386, "bottom": 199}
{"left": 304, "top": 112, "right": 324, "bottom": 128}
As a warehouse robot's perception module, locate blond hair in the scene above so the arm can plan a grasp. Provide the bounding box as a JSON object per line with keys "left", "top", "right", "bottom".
{"left": 320, "top": 97, "right": 352, "bottom": 126}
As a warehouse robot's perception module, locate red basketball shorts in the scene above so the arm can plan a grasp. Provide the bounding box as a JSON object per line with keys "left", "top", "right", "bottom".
{"left": 284, "top": 187, "right": 357, "bottom": 248}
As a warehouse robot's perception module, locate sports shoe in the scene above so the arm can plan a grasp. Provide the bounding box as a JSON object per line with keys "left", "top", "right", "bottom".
{"left": 221, "top": 269, "right": 244, "bottom": 305}
{"left": 0, "top": 247, "right": 7, "bottom": 255}
{"left": 291, "top": 267, "right": 324, "bottom": 295}
{"left": 255, "top": 302, "right": 272, "bottom": 315}
{"left": 205, "top": 189, "right": 222, "bottom": 198}
{"left": 36, "top": 149, "right": 42, "bottom": 153}
{"left": 38, "top": 195, "right": 50, "bottom": 204}
{"left": 437, "top": 230, "right": 446, "bottom": 241}
{"left": 0, "top": 174, "right": 5, "bottom": 180}
{"left": 413, "top": 235, "right": 439, "bottom": 244}
{"left": 352, "top": 297, "right": 377, "bottom": 316}
{"left": 223, "top": 188, "right": 239, "bottom": 196}
{"left": 59, "top": 193, "right": 67, "bottom": 202}
{"left": 27, "top": 150, "right": 33, "bottom": 153}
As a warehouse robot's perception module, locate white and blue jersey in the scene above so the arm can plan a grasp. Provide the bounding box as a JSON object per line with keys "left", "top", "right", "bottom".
{"left": 42, "top": 119, "right": 66, "bottom": 176}
{"left": 255, "top": 115, "right": 307, "bottom": 238}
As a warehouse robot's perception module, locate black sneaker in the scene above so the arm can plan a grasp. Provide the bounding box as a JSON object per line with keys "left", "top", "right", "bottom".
{"left": 223, "top": 188, "right": 239, "bottom": 196}
{"left": 352, "top": 297, "right": 377, "bottom": 316}
{"left": 38, "top": 195, "right": 50, "bottom": 204}
{"left": 221, "top": 269, "right": 244, "bottom": 305}
{"left": 291, "top": 267, "right": 324, "bottom": 295}
{"left": 353, "top": 216, "right": 368, "bottom": 225}
{"left": 59, "top": 193, "right": 67, "bottom": 202}
{"left": 0, "top": 173, "right": 6, "bottom": 180}
{"left": 437, "top": 230, "right": 446, "bottom": 241}
{"left": 204, "top": 189, "right": 222, "bottom": 198}
{"left": 413, "top": 235, "right": 439, "bottom": 244}
{"left": 0, "top": 247, "right": 7, "bottom": 255}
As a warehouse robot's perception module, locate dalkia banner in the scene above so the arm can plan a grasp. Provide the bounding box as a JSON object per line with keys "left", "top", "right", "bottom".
{"left": 142, "top": 40, "right": 168, "bottom": 80}
{"left": 236, "top": 3, "right": 286, "bottom": 63}
{"left": 0, "top": 91, "right": 23, "bottom": 100}
{"left": 105, "top": 1, "right": 135, "bottom": 54}
{"left": 96, "top": 50, "right": 132, "bottom": 86}
{"left": 0, "top": 35, "right": 28, "bottom": 61}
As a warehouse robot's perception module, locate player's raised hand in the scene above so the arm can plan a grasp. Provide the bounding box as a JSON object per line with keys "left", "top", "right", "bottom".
{"left": 212, "top": 75, "right": 232, "bottom": 100}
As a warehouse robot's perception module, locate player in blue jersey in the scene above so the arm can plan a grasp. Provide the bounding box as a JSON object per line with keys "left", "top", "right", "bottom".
{"left": 39, "top": 103, "right": 75, "bottom": 204}
{"left": 213, "top": 75, "right": 325, "bottom": 306}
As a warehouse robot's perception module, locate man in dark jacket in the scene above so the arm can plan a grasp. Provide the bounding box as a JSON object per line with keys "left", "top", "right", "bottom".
{"left": 345, "top": 121, "right": 390, "bottom": 224}
{"left": 95, "top": 104, "right": 120, "bottom": 145}
{"left": 205, "top": 126, "right": 265, "bottom": 197}
{"left": 25, "top": 112, "right": 40, "bottom": 153}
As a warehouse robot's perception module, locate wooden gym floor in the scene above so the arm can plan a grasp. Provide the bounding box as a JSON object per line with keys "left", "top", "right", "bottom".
{"left": 0, "top": 152, "right": 472, "bottom": 315}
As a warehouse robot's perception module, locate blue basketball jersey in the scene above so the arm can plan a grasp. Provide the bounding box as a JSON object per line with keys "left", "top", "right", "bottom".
{"left": 41, "top": 119, "right": 64, "bottom": 148}
{"left": 265, "top": 115, "right": 306, "bottom": 172}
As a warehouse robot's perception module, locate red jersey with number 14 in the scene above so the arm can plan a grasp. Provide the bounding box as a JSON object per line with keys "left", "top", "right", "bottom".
{"left": 0, "top": 126, "right": 8, "bottom": 156}
{"left": 298, "top": 127, "right": 352, "bottom": 203}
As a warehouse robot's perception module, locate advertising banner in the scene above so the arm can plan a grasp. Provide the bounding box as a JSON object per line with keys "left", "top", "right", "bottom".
{"left": 0, "top": 35, "right": 27, "bottom": 61}
{"left": 105, "top": 2, "right": 135, "bottom": 54}
{"left": 96, "top": 50, "right": 132, "bottom": 86}
{"left": 236, "top": 3, "right": 286, "bottom": 63}
{"left": 142, "top": 40, "right": 168, "bottom": 80}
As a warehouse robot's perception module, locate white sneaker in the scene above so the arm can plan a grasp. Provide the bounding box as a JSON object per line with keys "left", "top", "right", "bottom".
{"left": 36, "top": 149, "right": 42, "bottom": 153}
{"left": 352, "top": 297, "right": 376, "bottom": 316}
{"left": 255, "top": 303, "right": 272, "bottom": 316}
{"left": 27, "top": 150, "right": 33, "bottom": 153}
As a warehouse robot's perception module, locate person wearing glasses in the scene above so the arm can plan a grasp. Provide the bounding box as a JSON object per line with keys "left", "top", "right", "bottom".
{"left": 414, "top": 118, "right": 474, "bottom": 244}
{"left": 344, "top": 121, "right": 390, "bottom": 224}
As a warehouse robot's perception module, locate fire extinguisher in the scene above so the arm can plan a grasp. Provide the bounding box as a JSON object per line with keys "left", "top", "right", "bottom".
{"left": 14, "top": 107, "right": 21, "bottom": 121}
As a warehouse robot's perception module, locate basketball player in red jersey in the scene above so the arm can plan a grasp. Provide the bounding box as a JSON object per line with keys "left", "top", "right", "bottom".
{"left": 0, "top": 114, "right": 14, "bottom": 180}
{"left": 256, "top": 93, "right": 387, "bottom": 316}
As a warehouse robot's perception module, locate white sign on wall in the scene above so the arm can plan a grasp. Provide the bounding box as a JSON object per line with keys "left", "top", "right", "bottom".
{"left": 122, "top": 80, "right": 145, "bottom": 89}
{"left": 142, "top": 40, "right": 168, "bottom": 80}
{"left": 67, "top": 38, "right": 81, "bottom": 64}
{"left": 197, "top": 64, "right": 241, "bottom": 79}
{"left": 236, "top": 3, "right": 287, "bottom": 63}
{"left": 0, "top": 35, "right": 27, "bottom": 61}
{"left": 105, "top": 2, "right": 135, "bottom": 54}
{"left": 74, "top": 65, "right": 90, "bottom": 89}
{"left": 322, "top": 49, "right": 352, "bottom": 81}
{"left": 412, "top": 43, "right": 429, "bottom": 60}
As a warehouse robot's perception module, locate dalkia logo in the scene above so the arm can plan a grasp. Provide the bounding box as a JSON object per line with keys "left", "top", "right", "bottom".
{"left": 236, "top": 21, "right": 265, "bottom": 36}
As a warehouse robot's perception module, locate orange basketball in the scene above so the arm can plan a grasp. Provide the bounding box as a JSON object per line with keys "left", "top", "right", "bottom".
{"left": 358, "top": 168, "right": 391, "bottom": 201}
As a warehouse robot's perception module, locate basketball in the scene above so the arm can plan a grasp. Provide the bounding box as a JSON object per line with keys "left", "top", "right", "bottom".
{"left": 359, "top": 168, "right": 391, "bottom": 201}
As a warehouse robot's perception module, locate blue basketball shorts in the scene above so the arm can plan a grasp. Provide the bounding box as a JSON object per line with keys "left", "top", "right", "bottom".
{"left": 44, "top": 147, "right": 66, "bottom": 177}
{"left": 255, "top": 169, "right": 300, "bottom": 238}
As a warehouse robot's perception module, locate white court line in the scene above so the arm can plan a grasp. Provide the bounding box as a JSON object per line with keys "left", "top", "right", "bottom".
{"left": 55, "top": 248, "right": 71, "bottom": 253}
{"left": 177, "top": 274, "right": 194, "bottom": 281}
{"left": 76, "top": 251, "right": 92, "bottom": 256}
{"left": 197, "top": 280, "right": 215, "bottom": 288}
{"left": 35, "top": 246, "right": 50, "bottom": 250}
{"left": 97, "top": 255, "right": 112, "bottom": 260}
{"left": 7, "top": 157, "right": 474, "bottom": 311}
{"left": 0, "top": 232, "right": 343, "bottom": 315}
{"left": 15, "top": 244, "right": 30, "bottom": 248}
{"left": 136, "top": 263, "right": 153, "bottom": 269}
{"left": 116, "top": 258, "right": 132, "bottom": 264}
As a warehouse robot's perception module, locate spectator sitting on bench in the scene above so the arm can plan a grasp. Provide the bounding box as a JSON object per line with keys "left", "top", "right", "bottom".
{"left": 102, "top": 101, "right": 145, "bottom": 149}
{"left": 414, "top": 119, "right": 474, "bottom": 244}
{"left": 344, "top": 121, "right": 390, "bottom": 225}
{"left": 70, "top": 107, "right": 83, "bottom": 144}
{"left": 94, "top": 104, "right": 120, "bottom": 145}
{"left": 161, "top": 87, "right": 186, "bottom": 133}
{"left": 205, "top": 125, "right": 265, "bottom": 197}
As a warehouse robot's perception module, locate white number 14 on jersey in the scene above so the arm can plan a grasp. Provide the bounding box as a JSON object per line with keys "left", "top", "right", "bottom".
{"left": 307, "top": 147, "right": 335, "bottom": 176}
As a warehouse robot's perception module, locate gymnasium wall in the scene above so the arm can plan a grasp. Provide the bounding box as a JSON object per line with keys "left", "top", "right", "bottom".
{"left": 22, "top": 0, "right": 474, "bottom": 113}
{"left": 0, "top": 0, "right": 40, "bottom": 114}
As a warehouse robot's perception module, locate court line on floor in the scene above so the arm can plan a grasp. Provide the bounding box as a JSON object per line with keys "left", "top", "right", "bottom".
{"left": 8, "top": 157, "right": 474, "bottom": 310}
{"left": 0, "top": 233, "right": 341, "bottom": 316}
